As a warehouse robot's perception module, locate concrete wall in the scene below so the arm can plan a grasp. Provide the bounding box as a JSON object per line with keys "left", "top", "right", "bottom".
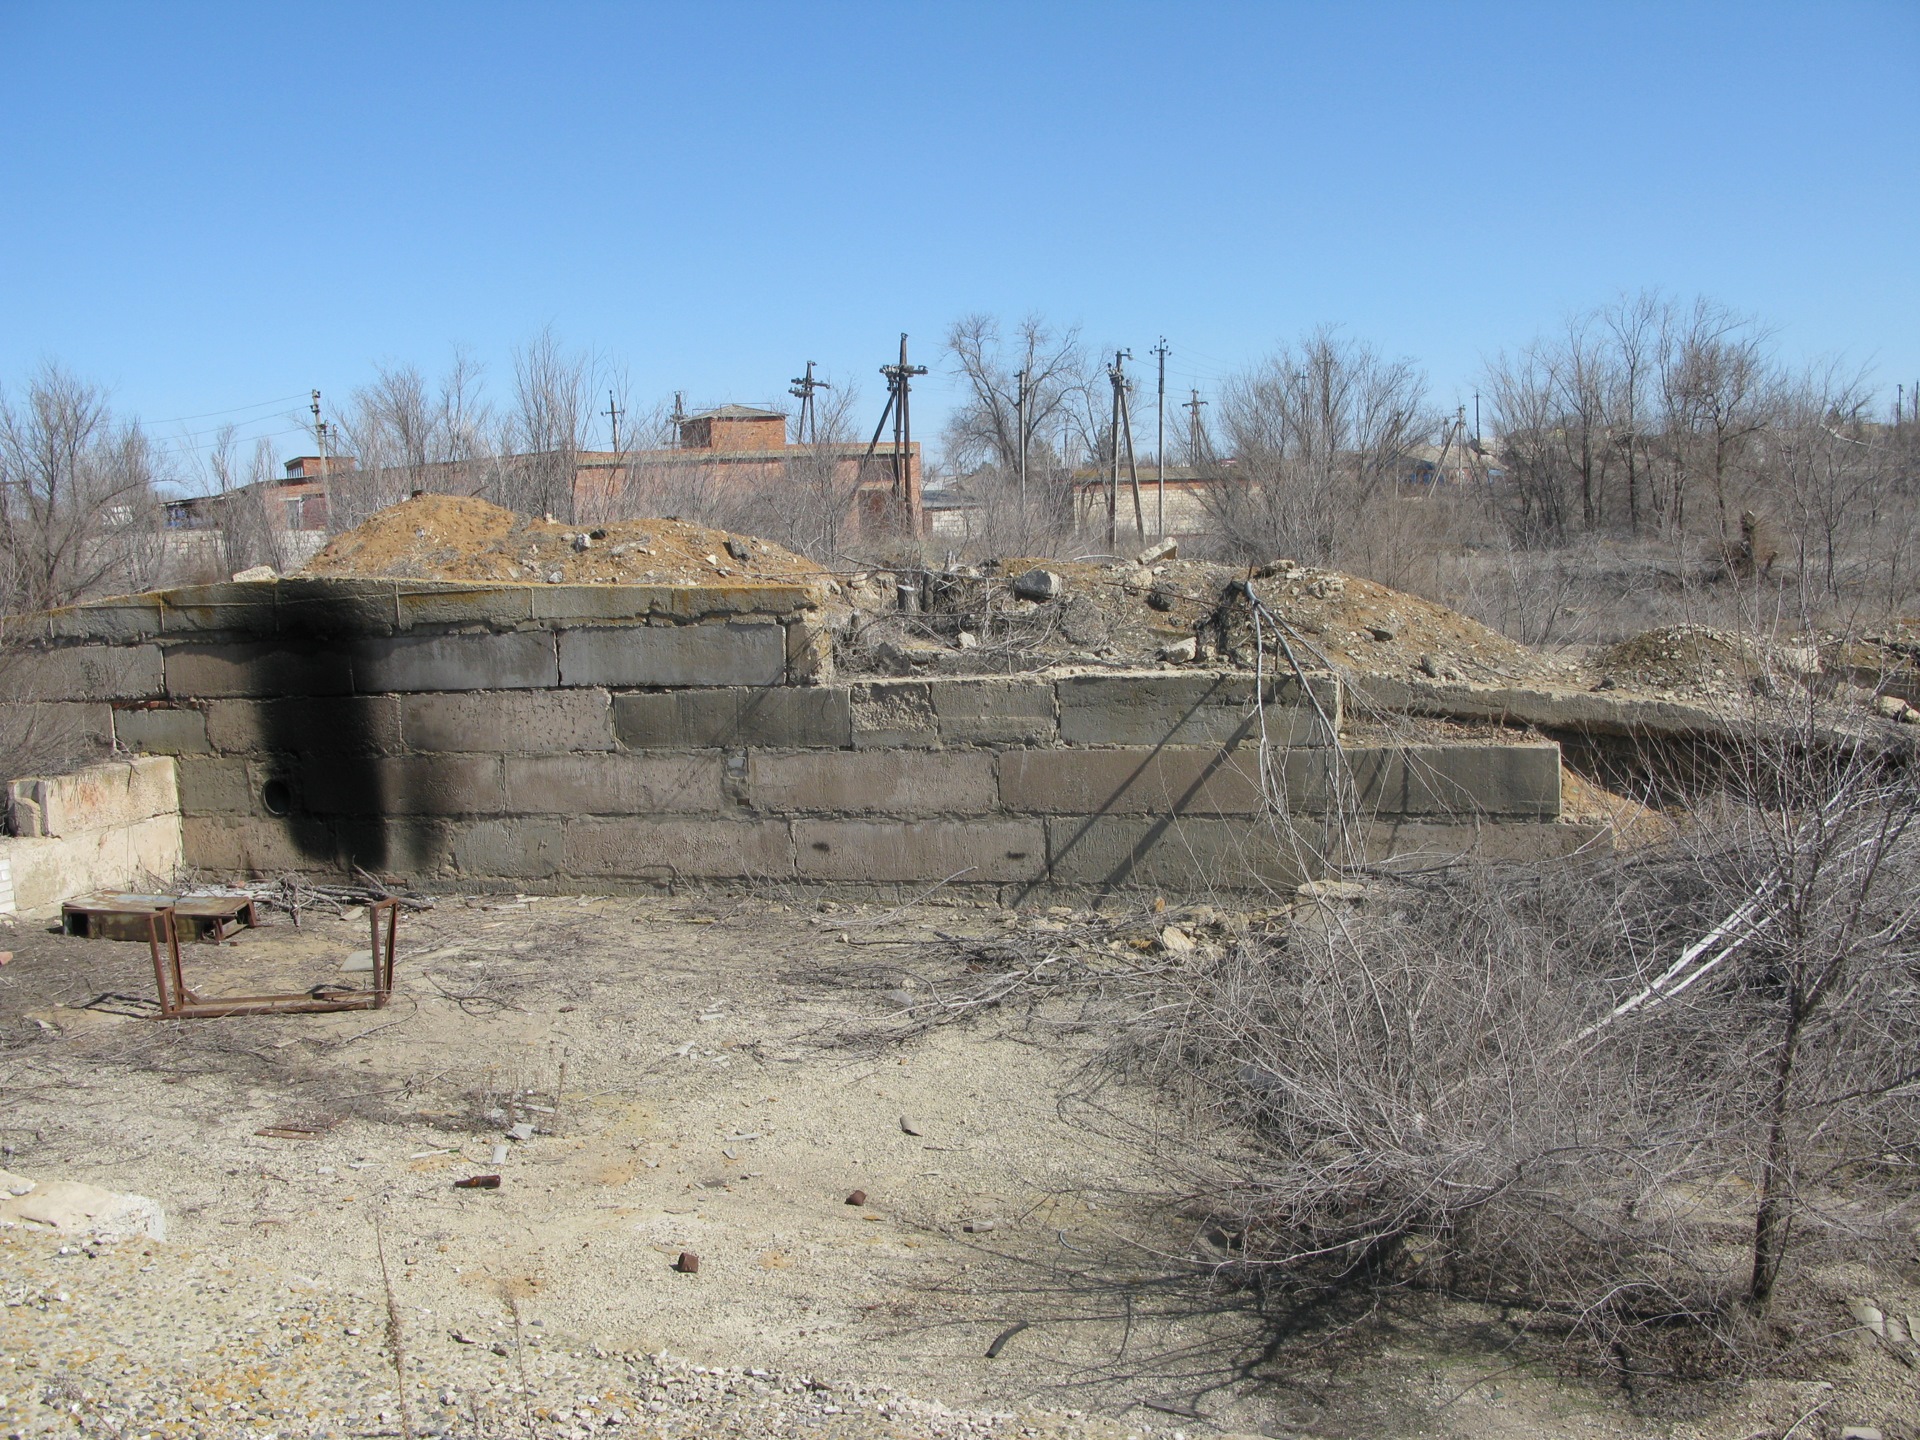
{"left": 1, "top": 756, "right": 183, "bottom": 917}
{"left": 6, "top": 578, "right": 1594, "bottom": 900}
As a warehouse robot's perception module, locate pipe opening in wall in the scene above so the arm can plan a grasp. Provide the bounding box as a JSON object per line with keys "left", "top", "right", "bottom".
{"left": 261, "top": 779, "right": 292, "bottom": 817}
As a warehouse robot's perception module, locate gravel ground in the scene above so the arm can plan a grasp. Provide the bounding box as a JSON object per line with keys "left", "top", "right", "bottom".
{"left": 3, "top": 893, "right": 1914, "bottom": 1439}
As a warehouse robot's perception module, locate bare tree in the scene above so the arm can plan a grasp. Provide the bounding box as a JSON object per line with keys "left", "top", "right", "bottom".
{"left": 0, "top": 362, "right": 163, "bottom": 614}
{"left": 499, "top": 327, "right": 595, "bottom": 521}
{"left": 1206, "top": 329, "right": 1430, "bottom": 569}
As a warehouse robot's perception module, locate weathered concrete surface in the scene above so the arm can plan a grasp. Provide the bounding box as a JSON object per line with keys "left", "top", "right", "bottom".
{"left": 563, "top": 818, "right": 792, "bottom": 879}
{"left": 164, "top": 642, "right": 353, "bottom": 699}
{"left": 109, "top": 704, "right": 210, "bottom": 755}
{"left": 750, "top": 751, "right": 997, "bottom": 815}
{"left": 794, "top": 818, "right": 1046, "bottom": 883}
{"left": 502, "top": 754, "right": 722, "bottom": 815}
{"left": 614, "top": 687, "right": 849, "bottom": 749}
{"left": 355, "top": 631, "right": 560, "bottom": 693}
{"left": 9, "top": 755, "right": 179, "bottom": 838}
{"left": 1, "top": 756, "right": 182, "bottom": 916}
{"left": 9, "top": 644, "right": 165, "bottom": 702}
{"left": 404, "top": 689, "right": 614, "bottom": 753}
{"left": 558, "top": 623, "right": 787, "bottom": 688}
{"left": 1349, "top": 675, "right": 1731, "bottom": 738}
{"left": 1055, "top": 671, "right": 1340, "bottom": 747}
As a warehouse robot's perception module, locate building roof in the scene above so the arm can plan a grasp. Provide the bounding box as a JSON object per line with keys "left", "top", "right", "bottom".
{"left": 684, "top": 404, "right": 787, "bottom": 422}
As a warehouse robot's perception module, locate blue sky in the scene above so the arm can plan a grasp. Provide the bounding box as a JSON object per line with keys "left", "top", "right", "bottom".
{"left": 1, "top": 2, "right": 1914, "bottom": 476}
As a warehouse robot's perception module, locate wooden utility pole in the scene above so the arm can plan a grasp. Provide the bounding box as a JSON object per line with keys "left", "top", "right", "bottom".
{"left": 1105, "top": 350, "right": 1143, "bottom": 549}
{"left": 1151, "top": 338, "right": 1169, "bottom": 538}
{"left": 1013, "top": 368, "right": 1029, "bottom": 506}
{"left": 602, "top": 390, "right": 625, "bottom": 451}
{"left": 789, "top": 361, "right": 830, "bottom": 444}
{"left": 858, "top": 335, "right": 927, "bottom": 528}
{"left": 311, "top": 389, "right": 329, "bottom": 494}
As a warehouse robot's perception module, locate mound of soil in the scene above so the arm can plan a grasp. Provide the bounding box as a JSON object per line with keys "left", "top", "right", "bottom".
{"left": 1594, "top": 624, "right": 1797, "bottom": 699}
{"left": 300, "top": 495, "right": 825, "bottom": 588}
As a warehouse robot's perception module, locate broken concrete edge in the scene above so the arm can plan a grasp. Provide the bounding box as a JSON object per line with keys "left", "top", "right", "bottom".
{"left": 2, "top": 756, "right": 184, "bottom": 917}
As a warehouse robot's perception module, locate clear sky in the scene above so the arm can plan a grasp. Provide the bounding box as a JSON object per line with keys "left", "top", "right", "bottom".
{"left": 2, "top": 1, "right": 1915, "bottom": 476}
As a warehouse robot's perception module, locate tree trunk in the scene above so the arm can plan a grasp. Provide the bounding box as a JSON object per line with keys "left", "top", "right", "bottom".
{"left": 1746, "top": 1006, "right": 1803, "bottom": 1312}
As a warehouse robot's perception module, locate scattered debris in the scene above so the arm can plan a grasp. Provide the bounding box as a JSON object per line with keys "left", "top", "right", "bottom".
{"left": 898, "top": 1115, "right": 923, "bottom": 1136}
{"left": 1011, "top": 567, "right": 1063, "bottom": 601}
{"left": 0, "top": 1169, "right": 166, "bottom": 1242}
{"left": 845, "top": 1190, "right": 867, "bottom": 1206}
{"left": 674, "top": 1251, "right": 701, "bottom": 1274}
{"left": 453, "top": 1175, "right": 502, "bottom": 1190}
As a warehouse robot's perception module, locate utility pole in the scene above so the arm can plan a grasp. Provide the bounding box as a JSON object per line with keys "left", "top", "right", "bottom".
{"left": 1013, "top": 368, "right": 1029, "bottom": 507}
{"left": 602, "top": 390, "right": 625, "bottom": 451}
{"left": 789, "top": 361, "right": 831, "bottom": 444}
{"left": 858, "top": 334, "right": 928, "bottom": 530}
{"left": 1183, "top": 389, "right": 1208, "bottom": 469}
{"left": 1473, "top": 390, "right": 1481, "bottom": 445}
{"left": 311, "top": 389, "right": 329, "bottom": 494}
{"left": 1151, "top": 338, "right": 1169, "bottom": 539}
{"left": 1105, "top": 350, "right": 1142, "bottom": 550}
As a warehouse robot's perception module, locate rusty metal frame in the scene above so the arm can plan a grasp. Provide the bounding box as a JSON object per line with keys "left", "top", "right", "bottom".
{"left": 149, "top": 899, "right": 399, "bottom": 1019}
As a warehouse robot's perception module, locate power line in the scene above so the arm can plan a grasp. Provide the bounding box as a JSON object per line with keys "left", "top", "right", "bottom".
{"left": 146, "top": 392, "right": 310, "bottom": 426}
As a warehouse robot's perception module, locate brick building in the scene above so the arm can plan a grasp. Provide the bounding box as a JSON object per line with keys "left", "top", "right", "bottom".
{"left": 573, "top": 404, "right": 923, "bottom": 535}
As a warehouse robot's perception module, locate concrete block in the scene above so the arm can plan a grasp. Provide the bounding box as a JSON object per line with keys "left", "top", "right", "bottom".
{"left": 43, "top": 597, "right": 164, "bottom": 643}
{"left": 10, "top": 756, "right": 179, "bottom": 838}
{"left": 8, "top": 644, "right": 165, "bottom": 701}
{"left": 204, "top": 696, "right": 404, "bottom": 755}
{"left": 331, "top": 817, "right": 451, "bottom": 876}
{"left": 557, "top": 621, "right": 787, "bottom": 688}
{"left": 0, "top": 701, "right": 115, "bottom": 756}
{"left": 850, "top": 681, "right": 936, "bottom": 748}
{"left": 273, "top": 578, "right": 400, "bottom": 638}
{"left": 998, "top": 747, "right": 1267, "bottom": 815}
{"left": 395, "top": 584, "right": 533, "bottom": 631}
{"left": 1347, "top": 675, "right": 1725, "bottom": 740}
{"left": 449, "top": 818, "right": 566, "bottom": 880}
{"left": 181, "top": 815, "right": 334, "bottom": 875}
{"left": 529, "top": 586, "right": 662, "bottom": 625}
{"left": 299, "top": 755, "right": 504, "bottom": 816}
{"left": 156, "top": 582, "right": 279, "bottom": 637}
{"left": 562, "top": 818, "right": 793, "bottom": 879}
{"left": 1044, "top": 814, "right": 1312, "bottom": 891}
{"left": 750, "top": 752, "right": 996, "bottom": 814}
{"left": 785, "top": 619, "right": 834, "bottom": 684}
{"left": 403, "top": 689, "right": 615, "bottom": 753}
{"left": 1346, "top": 744, "right": 1562, "bottom": 818}
{"left": 794, "top": 818, "right": 1045, "bottom": 882}
{"left": 111, "top": 704, "right": 209, "bottom": 755}
{"left": 4, "top": 812, "right": 184, "bottom": 916}
{"left": 1055, "top": 670, "right": 1338, "bottom": 747}
{"left": 165, "top": 641, "right": 352, "bottom": 699}
{"left": 603, "top": 583, "right": 816, "bottom": 623}
{"left": 503, "top": 753, "right": 722, "bottom": 815}
{"left": 175, "top": 758, "right": 254, "bottom": 817}
{"left": 931, "top": 677, "right": 1055, "bottom": 746}
{"left": 613, "top": 687, "right": 850, "bottom": 749}
{"left": 354, "top": 631, "right": 558, "bottom": 693}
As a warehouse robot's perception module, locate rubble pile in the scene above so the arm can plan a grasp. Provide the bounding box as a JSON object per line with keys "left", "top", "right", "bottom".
{"left": 300, "top": 495, "right": 825, "bottom": 588}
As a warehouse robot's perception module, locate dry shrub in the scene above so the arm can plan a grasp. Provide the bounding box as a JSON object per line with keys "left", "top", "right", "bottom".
{"left": 1097, "top": 746, "right": 1920, "bottom": 1359}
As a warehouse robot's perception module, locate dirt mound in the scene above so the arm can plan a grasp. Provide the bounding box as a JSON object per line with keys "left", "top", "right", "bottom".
{"left": 1595, "top": 624, "right": 1796, "bottom": 699}
{"left": 300, "top": 495, "right": 824, "bottom": 588}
